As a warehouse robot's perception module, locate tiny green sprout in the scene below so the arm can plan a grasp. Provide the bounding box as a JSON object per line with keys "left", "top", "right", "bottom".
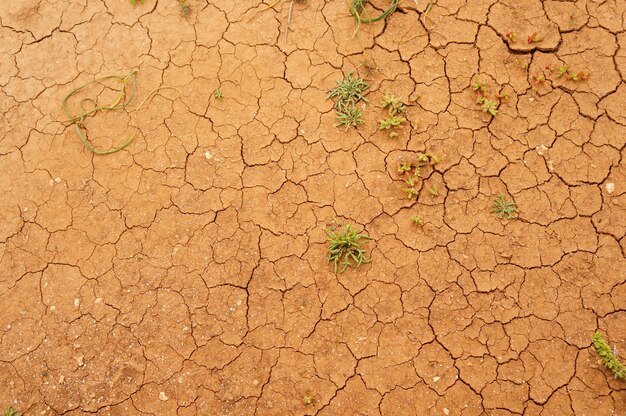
{"left": 379, "top": 115, "right": 407, "bottom": 130}
{"left": 213, "top": 88, "right": 224, "bottom": 100}
{"left": 178, "top": 0, "right": 191, "bottom": 15}
{"left": 381, "top": 93, "right": 406, "bottom": 116}
{"left": 428, "top": 184, "right": 439, "bottom": 197}
{"left": 410, "top": 215, "right": 423, "bottom": 225}
{"left": 476, "top": 97, "right": 499, "bottom": 116}
{"left": 403, "top": 188, "right": 418, "bottom": 199}
{"left": 2, "top": 407, "right": 21, "bottom": 416}
{"left": 129, "top": 0, "right": 144, "bottom": 4}
{"left": 336, "top": 106, "right": 365, "bottom": 130}
{"left": 303, "top": 395, "right": 315, "bottom": 406}
{"left": 429, "top": 154, "right": 440, "bottom": 165}
{"left": 490, "top": 193, "right": 518, "bottom": 219}
{"left": 592, "top": 332, "right": 626, "bottom": 380}
{"left": 325, "top": 224, "right": 371, "bottom": 273}
{"left": 504, "top": 31, "right": 517, "bottom": 42}
{"left": 328, "top": 71, "right": 369, "bottom": 110}
{"left": 556, "top": 66, "right": 569, "bottom": 78}
{"left": 471, "top": 81, "right": 488, "bottom": 93}
{"left": 397, "top": 162, "right": 413, "bottom": 174}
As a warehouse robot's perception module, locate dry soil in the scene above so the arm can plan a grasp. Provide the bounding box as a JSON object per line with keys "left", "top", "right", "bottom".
{"left": 1, "top": 0, "right": 626, "bottom": 415}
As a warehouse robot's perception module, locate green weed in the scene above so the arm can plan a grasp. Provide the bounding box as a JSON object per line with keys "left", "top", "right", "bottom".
{"left": 303, "top": 394, "right": 315, "bottom": 406}
{"left": 592, "top": 332, "right": 626, "bottom": 380}
{"left": 379, "top": 115, "right": 406, "bottom": 131}
{"left": 325, "top": 224, "right": 371, "bottom": 273}
{"left": 129, "top": 0, "right": 144, "bottom": 5}
{"left": 490, "top": 194, "right": 518, "bottom": 219}
{"left": 476, "top": 96, "right": 499, "bottom": 116}
{"left": 213, "top": 88, "right": 224, "bottom": 100}
{"left": 396, "top": 153, "right": 439, "bottom": 200}
{"left": 410, "top": 215, "right": 423, "bottom": 225}
{"left": 428, "top": 184, "right": 439, "bottom": 197}
{"left": 336, "top": 106, "right": 365, "bottom": 130}
{"left": 178, "top": 0, "right": 191, "bottom": 15}
{"left": 381, "top": 93, "right": 406, "bottom": 116}
{"left": 2, "top": 407, "right": 21, "bottom": 416}
{"left": 471, "top": 81, "right": 488, "bottom": 93}
{"left": 328, "top": 72, "right": 369, "bottom": 110}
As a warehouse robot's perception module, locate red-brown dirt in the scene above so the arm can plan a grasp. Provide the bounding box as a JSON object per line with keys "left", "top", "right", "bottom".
{"left": 1, "top": 0, "right": 625, "bottom": 414}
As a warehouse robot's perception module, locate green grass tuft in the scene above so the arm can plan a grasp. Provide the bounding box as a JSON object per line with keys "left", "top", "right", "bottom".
{"left": 325, "top": 224, "right": 371, "bottom": 273}
{"left": 490, "top": 194, "right": 518, "bottom": 219}
{"left": 3, "top": 407, "right": 21, "bottom": 416}
{"left": 592, "top": 332, "right": 626, "bottom": 380}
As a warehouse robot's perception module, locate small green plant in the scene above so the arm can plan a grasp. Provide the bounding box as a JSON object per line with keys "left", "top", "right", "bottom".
{"left": 476, "top": 96, "right": 499, "bottom": 116}
{"left": 328, "top": 71, "right": 369, "bottom": 110}
{"left": 213, "top": 88, "right": 224, "bottom": 100}
{"left": 592, "top": 332, "right": 626, "bottom": 380}
{"left": 410, "top": 215, "right": 423, "bottom": 225}
{"left": 336, "top": 106, "right": 365, "bottom": 130}
{"left": 471, "top": 81, "right": 488, "bottom": 93}
{"left": 303, "top": 394, "right": 315, "bottom": 406}
{"left": 129, "top": 0, "right": 144, "bottom": 4}
{"left": 428, "top": 184, "right": 439, "bottom": 197}
{"left": 396, "top": 153, "right": 439, "bottom": 200}
{"left": 504, "top": 31, "right": 517, "bottom": 43}
{"left": 379, "top": 115, "right": 406, "bottom": 130}
{"left": 490, "top": 194, "right": 518, "bottom": 219}
{"left": 3, "top": 407, "right": 21, "bottom": 416}
{"left": 527, "top": 32, "right": 541, "bottom": 44}
{"left": 349, "top": 0, "right": 399, "bottom": 34}
{"left": 381, "top": 93, "right": 406, "bottom": 116}
{"left": 178, "top": 0, "right": 191, "bottom": 15}
{"left": 325, "top": 224, "right": 371, "bottom": 273}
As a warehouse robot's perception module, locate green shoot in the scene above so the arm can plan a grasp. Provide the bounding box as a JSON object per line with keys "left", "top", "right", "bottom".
{"left": 129, "top": 0, "right": 144, "bottom": 4}
{"left": 178, "top": 0, "right": 191, "bottom": 15}
{"left": 428, "top": 184, "right": 439, "bottom": 197}
{"left": 476, "top": 96, "right": 499, "bottom": 116}
{"left": 556, "top": 66, "right": 569, "bottom": 78}
{"left": 325, "top": 224, "right": 371, "bottom": 273}
{"left": 379, "top": 115, "right": 406, "bottom": 130}
{"left": 2, "top": 407, "right": 21, "bottom": 416}
{"left": 471, "top": 81, "right": 488, "bottom": 93}
{"left": 336, "top": 106, "right": 364, "bottom": 130}
{"left": 490, "top": 194, "right": 518, "bottom": 219}
{"left": 303, "top": 395, "right": 315, "bottom": 406}
{"left": 328, "top": 71, "right": 369, "bottom": 110}
{"left": 592, "top": 332, "right": 626, "bottom": 380}
{"left": 213, "top": 88, "right": 224, "bottom": 100}
{"left": 403, "top": 188, "right": 418, "bottom": 199}
{"left": 410, "top": 215, "right": 423, "bottom": 225}
{"left": 381, "top": 93, "right": 406, "bottom": 116}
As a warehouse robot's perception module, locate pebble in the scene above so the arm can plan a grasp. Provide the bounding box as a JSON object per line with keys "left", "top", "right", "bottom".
{"left": 605, "top": 182, "right": 615, "bottom": 194}
{"left": 159, "top": 391, "right": 168, "bottom": 401}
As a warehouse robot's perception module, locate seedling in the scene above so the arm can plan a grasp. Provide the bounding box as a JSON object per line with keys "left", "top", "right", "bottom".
{"left": 325, "top": 224, "right": 371, "bottom": 273}
{"left": 349, "top": 0, "right": 399, "bottom": 34}
{"left": 490, "top": 194, "right": 518, "bottom": 219}
{"left": 379, "top": 115, "right": 407, "bottom": 131}
{"left": 381, "top": 93, "right": 406, "bottom": 116}
{"left": 592, "top": 332, "right": 626, "bottom": 380}
{"left": 556, "top": 65, "right": 569, "bottom": 78}
{"left": 336, "top": 106, "right": 365, "bottom": 130}
{"left": 410, "top": 215, "right": 423, "bottom": 225}
{"left": 515, "top": 57, "right": 530, "bottom": 70}
{"left": 531, "top": 73, "right": 546, "bottom": 83}
{"left": 2, "top": 407, "right": 21, "bottom": 416}
{"left": 396, "top": 153, "right": 439, "bottom": 200}
{"left": 428, "top": 184, "right": 439, "bottom": 197}
{"left": 504, "top": 31, "right": 517, "bottom": 43}
{"left": 527, "top": 32, "right": 541, "bottom": 44}
{"left": 328, "top": 71, "right": 369, "bottom": 111}
{"left": 567, "top": 70, "right": 590, "bottom": 81}
{"left": 178, "top": 0, "right": 191, "bottom": 15}
{"left": 476, "top": 96, "right": 499, "bottom": 116}
{"left": 213, "top": 88, "right": 224, "bottom": 100}
{"left": 471, "top": 81, "right": 488, "bottom": 94}
{"left": 129, "top": 0, "right": 144, "bottom": 4}
{"left": 303, "top": 394, "right": 315, "bottom": 406}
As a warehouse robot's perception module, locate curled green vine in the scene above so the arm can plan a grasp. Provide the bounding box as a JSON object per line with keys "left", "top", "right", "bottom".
{"left": 61, "top": 70, "right": 138, "bottom": 155}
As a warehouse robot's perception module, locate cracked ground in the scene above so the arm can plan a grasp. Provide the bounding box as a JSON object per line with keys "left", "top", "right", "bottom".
{"left": 1, "top": 0, "right": 626, "bottom": 414}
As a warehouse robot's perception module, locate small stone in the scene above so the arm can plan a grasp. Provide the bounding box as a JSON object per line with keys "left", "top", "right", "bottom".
{"left": 433, "top": 376, "right": 440, "bottom": 382}
{"left": 54, "top": 177, "right": 61, "bottom": 183}
{"left": 443, "top": 408, "right": 450, "bottom": 415}
{"left": 76, "top": 356, "right": 84, "bottom": 367}
{"left": 74, "top": 298, "right": 80, "bottom": 307}
{"left": 159, "top": 391, "right": 168, "bottom": 401}
{"left": 536, "top": 144, "right": 548, "bottom": 155}
{"left": 605, "top": 182, "right": 615, "bottom": 194}
{"left": 204, "top": 151, "right": 213, "bottom": 160}
{"left": 59, "top": 375, "right": 65, "bottom": 384}
{"left": 252, "top": 379, "right": 260, "bottom": 386}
